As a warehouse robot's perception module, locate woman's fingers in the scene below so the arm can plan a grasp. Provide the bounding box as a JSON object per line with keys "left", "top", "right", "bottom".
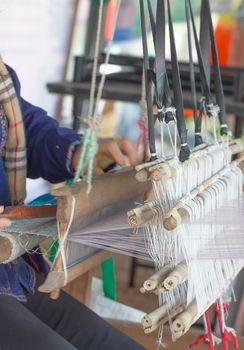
{"left": 116, "top": 138, "right": 140, "bottom": 166}
{"left": 99, "top": 139, "right": 126, "bottom": 166}
{"left": 93, "top": 157, "right": 104, "bottom": 176}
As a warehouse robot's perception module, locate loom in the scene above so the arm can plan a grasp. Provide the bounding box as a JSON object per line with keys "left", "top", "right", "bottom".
{"left": 1, "top": 0, "right": 243, "bottom": 349}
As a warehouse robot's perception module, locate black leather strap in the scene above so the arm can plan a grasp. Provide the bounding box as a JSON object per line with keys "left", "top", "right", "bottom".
{"left": 185, "top": 0, "right": 203, "bottom": 146}
{"left": 147, "top": 0, "right": 174, "bottom": 124}
{"left": 167, "top": 0, "right": 190, "bottom": 161}
{"left": 139, "top": 0, "right": 157, "bottom": 161}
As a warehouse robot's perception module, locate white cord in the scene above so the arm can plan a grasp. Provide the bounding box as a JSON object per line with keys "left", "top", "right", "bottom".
{"left": 53, "top": 196, "right": 76, "bottom": 286}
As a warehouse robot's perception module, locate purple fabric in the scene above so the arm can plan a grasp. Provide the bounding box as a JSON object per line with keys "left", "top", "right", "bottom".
{"left": 0, "top": 66, "right": 81, "bottom": 301}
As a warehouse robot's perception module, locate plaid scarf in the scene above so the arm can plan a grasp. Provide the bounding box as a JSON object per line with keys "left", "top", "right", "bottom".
{"left": 0, "top": 57, "right": 26, "bottom": 205}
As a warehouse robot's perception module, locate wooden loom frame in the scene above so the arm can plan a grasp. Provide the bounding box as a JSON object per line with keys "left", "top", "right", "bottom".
{"left": 37, "top": 167, "right": 151, "bottom": 299}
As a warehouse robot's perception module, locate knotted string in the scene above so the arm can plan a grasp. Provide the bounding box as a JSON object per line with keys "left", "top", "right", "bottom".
{"left": 74, "top": 0, "right": 121, "bottom": 193}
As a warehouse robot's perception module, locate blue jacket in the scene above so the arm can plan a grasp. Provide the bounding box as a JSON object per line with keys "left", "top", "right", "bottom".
{"left": 0, "top": 66, "right": 81, "bottom": 301}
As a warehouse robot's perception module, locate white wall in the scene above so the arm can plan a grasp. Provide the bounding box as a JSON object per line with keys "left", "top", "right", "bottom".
{"left": 0, "top": 0, "right": 74, "bottom": 116}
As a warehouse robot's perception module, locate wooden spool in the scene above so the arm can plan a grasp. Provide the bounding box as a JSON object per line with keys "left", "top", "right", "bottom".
{"left": 135, "top": 169, "right": 149, "bottom": 183}
{"left": 142, "top": 264, "right": 172, "bottom": 292}
{"left": 142, "top": 298, "right": 185, "bottom": 334}
{"left": 163, "top": 208, "right": 189, "bottom": 231}
{"left": 172, "top": 301, "right": 198, "bottom": 339}
{"left": 163, "top": 261, "right": 188, "bottom": 290}
{"left": 143, "top": 304, "right": 186, "bottom": 334}
{"left": 127, "top": 203, "right": 155, "bottom": 227}
{"left": 149, "top": 163, "right": 176, "bottom": 182}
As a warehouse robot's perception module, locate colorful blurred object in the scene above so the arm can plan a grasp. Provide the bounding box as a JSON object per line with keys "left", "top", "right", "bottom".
{"left": 214, "top": 0, "right": 244, "bottom": 66}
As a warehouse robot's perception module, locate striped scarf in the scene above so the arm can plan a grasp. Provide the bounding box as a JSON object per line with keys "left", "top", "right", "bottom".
{"left": 0, "top": 57, "right": 26, "bottom": 205}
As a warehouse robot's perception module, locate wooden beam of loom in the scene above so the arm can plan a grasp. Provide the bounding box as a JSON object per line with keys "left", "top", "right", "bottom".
{"left": 38, "top": 250, "right": 112, "bottom": 294}
{"left": 39, "top": 167, "right": 151, "bottom": 299}
{"left": 1, "top": 205, "right": 57, "bottom": 220}
{"left": 0, "top": 233, "right": 46, "bottom": 263}
{"left": 52, "top": 167, "right": 151, "bottom": 223}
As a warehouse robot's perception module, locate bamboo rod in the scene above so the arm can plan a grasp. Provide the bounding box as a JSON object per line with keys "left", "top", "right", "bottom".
{"left": 172, "top": 301, "right": 198, "bottom": 339}
{"left": 149, "top": 163, "right": 176, "bottom": 182}
{"left": 142, "top": 264, "right": 172, "bottom": 292}
{"left": 163, "top": 261, "right": 188, "bottom": 290}
{"left": 127, "top": 202, "right": 157, "bottom": 227}
{"left": 141, "top": 299, "right": 183, "bottom": 331}
{"left": 135, "top": 159, "right": 164, "bottom": 172}
{"left": 142, "top": 304, "right": 186, "bottom": 334}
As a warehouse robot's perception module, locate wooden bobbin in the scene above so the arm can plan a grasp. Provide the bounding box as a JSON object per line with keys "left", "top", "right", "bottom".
{"left": 141, "top": 303, "right": 169, "bottom": 330}
{"left": 163, "top": 208, "right": 189, "bottom": 231}
{"left": 135, "top": 169, "right": 149, "bottom": 183}
{"left": 142, "top": 304, "right": 186, "bottom": 334}
{"left": 127, "top": 204, "right": 155, "bottom": 227}
{"left": 172, "top": 301, "right": 198, "bottom": 339}
{"left": 149, "top": 163, "right": 175, "bottom": 182}
{"left": 142, "top": 264, "right": 172, "bottom": 292}
{"left": 163, "top": 261, "right": 188, "bottom": 290}
{"left": 0, "top": 236, "right": 13, "bottom": 263}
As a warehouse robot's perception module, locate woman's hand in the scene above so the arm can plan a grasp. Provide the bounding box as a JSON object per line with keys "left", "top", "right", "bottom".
{"left": 0, "top": 207, "right": 11, "bottom": 229}
{"left": 72, "top": 137, "right": 140, "bottom": 176}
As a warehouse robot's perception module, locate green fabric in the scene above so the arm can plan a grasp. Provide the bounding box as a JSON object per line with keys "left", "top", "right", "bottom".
{"left": 102, "top": 257, "right": 116, "bottom": 300}
{"left": 49, "top": 240, "right": 59, "bottom": 263}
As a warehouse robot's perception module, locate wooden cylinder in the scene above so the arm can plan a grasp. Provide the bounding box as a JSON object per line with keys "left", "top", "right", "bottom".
{"left": 149, "top": 163, "right": 175, "bottom": 182}
{"left": 135, "top": 159, "right": 162, "bottom": 172}
{"left": 53, "top": 167, "right": 151, "bottom": 224}
{"left": 143, "top": 264, "right": 172, "bottom": 291}
{"left": 0, "top": 236, "right": 13, "bottom": 263}
{"left": 172, "top": 301, "right": 198, "bottom": 338}
{"left": 143, "top": 304, "right": 186, "bottom": 334}
{"left": 163, "top": 208, "right": 189, "bottom": 231}
{"left": 163, "top": 261, "right": 188, "bottom": 290}
{"left": 141, "top": 303, "right": 169, "bottom": 329}
{"left": 135, "top": 169, "right": 149, "bottom": 183}
{"left": 142, "top": 299, "right": 184, "bottom": 332}
{"left": 0, "top": 232, "right": 45, "bottom": 264}
{"left": 127, "top": 203, "right": 155, "bottom": 227}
